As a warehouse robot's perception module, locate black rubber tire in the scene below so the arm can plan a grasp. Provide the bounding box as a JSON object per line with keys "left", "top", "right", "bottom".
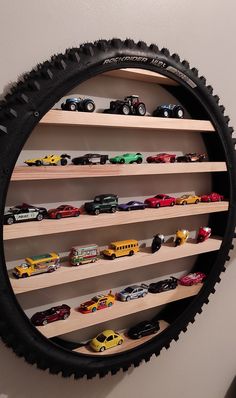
{"left": 83, "top": 100, "right": 95, "bottom": 113}
{"left": 60, "top": 158, "right": 67, "bottom": 166}
{"left": 122, "top": 104, "right": 130, "bottom": 115}
{"left": 0, "top": 38, "right": 235, "bottom": 380}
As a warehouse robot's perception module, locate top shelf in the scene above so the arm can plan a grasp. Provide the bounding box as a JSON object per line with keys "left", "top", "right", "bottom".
{"left": 103, "top": 68, "right": 179, "bottom": 86}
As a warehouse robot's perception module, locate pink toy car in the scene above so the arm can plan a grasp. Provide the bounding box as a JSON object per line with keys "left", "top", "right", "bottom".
{"left": 200, "top": 192, "right": 224, "bottom": 202}
{"left": 179, "top": 272, "right": 206, "bottom": 286}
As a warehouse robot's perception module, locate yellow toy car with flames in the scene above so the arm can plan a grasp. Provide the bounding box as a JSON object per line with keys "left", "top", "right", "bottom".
{"left": 90, "top": 329, "right": 124, "bottom": 352}
{"left": 79, "top": 291, "right": 115, "bottom": 313}
{"left": 24, "top": 154, "right": 71, "bottom": 166}
{"left": 176, "top": 194, "right": 201, "bottom": 205}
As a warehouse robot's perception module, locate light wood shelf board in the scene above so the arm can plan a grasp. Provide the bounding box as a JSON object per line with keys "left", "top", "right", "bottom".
{"left": 10, "top": 238, "right": 221, "bottom": 294}
{"left": 4, "top": 202, "right": 228, "bottom": 241}
{"left": 103, "top": 68, "right": 178, "bottom": 85}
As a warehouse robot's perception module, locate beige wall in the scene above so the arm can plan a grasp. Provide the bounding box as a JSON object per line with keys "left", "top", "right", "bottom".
{"left": 0, "top": 1, "right": 236, "bottom": 397}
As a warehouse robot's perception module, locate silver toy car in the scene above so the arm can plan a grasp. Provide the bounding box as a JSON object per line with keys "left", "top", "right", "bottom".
{"left": 116, "top": 284, "right": 148, "bottom": 302}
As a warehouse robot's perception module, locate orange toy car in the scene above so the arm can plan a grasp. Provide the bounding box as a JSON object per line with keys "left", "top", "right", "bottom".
{"left": 79, "top": 291, "right": 115, "bottom": 313}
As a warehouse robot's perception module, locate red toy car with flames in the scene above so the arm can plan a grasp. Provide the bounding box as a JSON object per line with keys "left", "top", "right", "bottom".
{"left": 146, "top": 153, "right": 176, "bottom": 163}
{"left": 47, "top": 205, "right": 81, "bottom": 219}
{"left": 200, "top": 192, "right": 224, "bottom": 202}
{"left": 179, "top": 272, "right": 206, "bottom": 286}
{"left": 144, "top": 194, "right": 176, "bottom": 208}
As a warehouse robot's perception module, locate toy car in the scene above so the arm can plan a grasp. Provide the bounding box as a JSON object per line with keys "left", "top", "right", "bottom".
{"left": 176, "top": 153, "right": 206, "bottom": 162}
{"left": 47, "top": 205, "right": 80, "bottom": 219}
{"left": 79, "top": 291, "right": 115, "bottom": 313}
{"left": 200, "top": 192, "right": 224, "bottom": 202}
{"left": 31, "top": 304, "right": 71, "bottom": 326}
{"left": 118, "top": 201, "right": 147, "bottom": 211}
{"left": 176, "top": 194, "right": 201, "bottom": 205}
{"left": 69, "top": 244, "right": 99, "bottom": 266}
{"left": 174, "top": 229, "right": 189, "bottom": 246}
{"left": 84, "top": 194, "right": 118, "bottom": 215}
{"left": 4, "top": 203, "right": 47, "bottom": 225}
{"left": 127, "top": 320, "right": 160, "bottom": 339}
{"left": 144, "top": 194, "right": 176, "bottom": 208}
{"left": 90, "top": 330, "right": 124, "bottom": 352}
{"left": 197, "top": 227, "right": 212, "bottom": 243}
{"left": 153, "top": 104, "right": 184, "bottom": 118}
{"left": 24, "top": 154, "right": 71, "bottom": 166}
{"left": 61, "top": 97, "right": 95, "bottom": 112}
{"left": 72, "top": 153, "right": 108, "bottom": 165}
{"left": 109, "top": 153, "right": 143, "bottom": 164}
{"left": 104, "top": 95, "right": 146, "bottom": 116}
{"left": 151, "top": 234, "right": 165, "bottom": 253}
{"left": 146, "top": 153, "right": 176, "bottom": 163}
{"left": 102, "top": 240, "right": 139, "bottom": 260}
{"left": 13, "top": 252, "right": 60, "bottom": 278}
{"left": 148, "top": 277, "right": 178, "bottom": 293}
{"left": 179, "top": 272, "right": 206, "bottom": 286}
{"left": 116, "top": 284, "right": 148, "bottom": 302}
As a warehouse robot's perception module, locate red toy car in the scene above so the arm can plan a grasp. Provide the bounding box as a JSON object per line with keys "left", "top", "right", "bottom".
{"left": 146, "top": 153, "right": 176, "bottom": 163}
{"left": 200, "top": 192, "right": 224, "bottom": 202}
{"left": 197, "top": 227, "right": 212, "bottom": 243}
{"left": 47, "top": 205, "right": 80, "bottom": 219}
{"left": 179, "top": 272, "right": 206, "bottom": 286}
{"left": 144, "top": 194, "right": 176, "bottom": 208}
{"left": 31, "top": 304, "right": 71, "bottom": 326}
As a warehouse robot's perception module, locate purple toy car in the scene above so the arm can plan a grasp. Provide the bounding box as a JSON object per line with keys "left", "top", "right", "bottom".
{"left": 118, "top": 201, "right": 147, "bottom": 211}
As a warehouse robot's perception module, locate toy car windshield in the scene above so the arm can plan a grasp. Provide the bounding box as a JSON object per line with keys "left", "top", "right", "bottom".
{"left": 123, "top": 287, "right": 134, "bottom": 293}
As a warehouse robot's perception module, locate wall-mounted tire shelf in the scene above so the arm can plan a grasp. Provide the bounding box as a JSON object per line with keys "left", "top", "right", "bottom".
{"left": 0, "top": 38, "right": 236, "bottom": 379}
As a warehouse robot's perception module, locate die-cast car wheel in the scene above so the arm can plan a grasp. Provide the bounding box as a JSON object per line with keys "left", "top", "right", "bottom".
{"left": 36, "top": 214, "right": 43, "bottom": 221}
{"left": 122, "top": 104, "right": 130, "bottom": 115}
{"left": 137, "top": 103, "right": 146, "bottom": 116}
{"left": 6, "top": 217, "right": 14, "bottom": 225}
{"left": 84, "top": 100, "right": 95, "bottom": 112}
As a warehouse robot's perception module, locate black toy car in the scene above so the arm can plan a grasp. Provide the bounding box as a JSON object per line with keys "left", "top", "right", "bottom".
{"left": 127, "top": 320, "right": 160, "bottom": 339}
{"left": 151, "top": 234, "right": 165, "bottom": 253}
{"left": 4, "top": 203, "right": 48, "bottom": 225}
{"left": 72, "top": 153, "right": 109, "bottom": 165}
{"left": 61, "top": 97, "right": 95, "bottom": 112}
{"left": 148, "top": 277, "right": 178, "bottom": 293}
{"left": 104, "top": 95, "right": 146, "bottom": 116}
{"left": 176, "top": 152, "right": 206, "bottom": 162}
{"left": 153, "top": 104, "right": 184, "bottom": 118}
{"left": 84, "top": 194, "right": 118, "bottom": 215}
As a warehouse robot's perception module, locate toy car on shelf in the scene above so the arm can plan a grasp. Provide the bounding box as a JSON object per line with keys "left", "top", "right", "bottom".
{"left": 61, "top": 97, "right": 95, "bottom": 112}
{"left": 118, "top": 201, "right": 147, "bottom": 211}
{"left": 102, "top": 239, "right": 139, "bottom": 260}
{"left": 109, "top": 153, "right": 143, "bottom": 164}
{"left": 176, "top": 152, "right": 206, "bottom": 162}
{"left": 200, "top": 192, "right": 224, "bottom": 202}
{"left": 72, "top": 153, "right": 108, "bottom": 165}
{"left": 146, "top": 153, "right": 176, "bottom": 163}
{"left": 153, "top": 104, "right": 184, "bottom": 118}
{"left": 176, "top": 194, "right": 201, "bottom": 205}
{"left": 24, "top": 154, "right": 71, "bottom": 166}
{"left": 90, "top": 330, "right": 124, "bottom": 352}
{"left": 197, "top": 227, "right": 212, "bottom": 243}
{"left": 151, "top": 234, "right": 165, "bottom": 253}
{"left": 31, "top": 304, "right": 71, "bottom": 326}
{"left": 179, "top": 272, "right": 206, "bottom": 286}
{"left": 4, "top": 203, "right": 47, "bottom": 225}
{"left": 144, "top": 194, "right": 176, "bottom": 208}
{"left": 148, "top": 277, "right": 178, "bottom": 293}
{"left": 69, "top": 244, "right": 99, "bottom": 266}
{"left": 127, "top": 320, "right": 160, "bottom": 339}
{"left": 47, "top": 205, "right": 80, "bottom": 219}
{"left": 84, "top": 194, "right": 118, "bottom": 215}
{"left": 104, "top": 95, "right": 146, "bottom": 116}
{"left": 79, "top": 291, "right": 115, "bottom": 313}
{"left": 174, "top": 229, "right": 189, "bottom": 246}
{"left": 13, "top": 252, "right": 60, "bottom": 278}
{"left": 116, "top": 284, "right": 148, "bottom": 302}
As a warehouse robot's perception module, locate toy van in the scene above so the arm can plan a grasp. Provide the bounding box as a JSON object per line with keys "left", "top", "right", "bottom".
{"left": 13, "top": 252, "right": 60, "bottom": 278}
{"left": 69, "top": 244, "right": 99, "bottom": 266}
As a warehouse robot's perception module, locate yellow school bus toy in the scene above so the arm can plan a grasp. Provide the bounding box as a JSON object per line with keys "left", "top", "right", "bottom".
{"left": 102, "top": 239, "right": 139, "bottom": 260}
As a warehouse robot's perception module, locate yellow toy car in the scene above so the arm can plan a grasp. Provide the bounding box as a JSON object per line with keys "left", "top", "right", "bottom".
{"left": 176, "top": 194, "right": 201, "bottom": 205}
{"left": 174, "top": 229, "right": 189, "bottom": 246}
{"left": 24, "top": 154, "right": 71, "bottom": 166}
{"left": 13, "top": 252, "right": 60, "bottom": 278}
{"left": 90, "top": 330, "right": 124, "bottom": 352}
{"left": 79, "top": 291, "right": 115, "bottom": 313}
{"left": 102, "top": 239, "right": 139, "bottom": 260}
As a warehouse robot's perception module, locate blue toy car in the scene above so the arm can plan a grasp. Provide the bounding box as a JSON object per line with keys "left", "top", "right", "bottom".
{"left": 61, "top": 97, "right": 95, "bottom": 112}
{"left": 153, "top": 104, "right": 184, "bottom": 118}
{"left": 116, "top": 284, "right": 148, "bottom": 302}
{"left": 118, "top": 201, "right": 147, "bottom": 211}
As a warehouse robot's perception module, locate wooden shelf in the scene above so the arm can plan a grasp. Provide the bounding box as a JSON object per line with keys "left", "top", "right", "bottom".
{"left": 103, "top": 68, "right": 178, "bottom": 86}
{"left": 10, "top": 238, "right": 221, "bottom": 295}
{"left": 37, "top": 284, "right": 202, "bottom": 338}
{"left": 74, "top": 320, "right": 169, "bottom": 356}
{"left": 11, "top": 162, "right": 227, "bottom": 182}
{"left": 40, "top": 110, "right": 215, "bottom": 132}
{"left": 4, "top": 202, "right": 228, "bottom": 241}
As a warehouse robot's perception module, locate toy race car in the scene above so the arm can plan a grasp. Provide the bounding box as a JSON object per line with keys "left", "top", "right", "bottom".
{"left": 84, "top": 194, "right": 118, "bottom": 215}
{"left": 127, "top": 320, "right": 160, "bottom": 339}
{"left": 179, "top": 272, "right": 206, "bottom": 286}
{"left": 72, "top": 153, "right": 108, "bottom": 165}
{"left": 176, "top": 153, "right": 206, "bottom": 162}
{"left": 116, "top": 284, "right": 148, "bottom": 302}
{"left": 148, "top": 277, "right": 178, "bottom": 293}
{"left": 200, "top": 192, "right": 224, "bottom": 202}
{"left": 104, "top": 95, "right": 146, "bottom": 116}
{"left": 61, "top": 97, "right": 95, "bottom": 112}
{"left": 47, "top": 205, "right": 80, "bottom": 219}
{"left": 146, "top": 153, "right": 176, "bottom": 163}
{"left": 79, "top": 291, "right": 115, "bottom": 313}
{"left": 174, "top": 229, "right": 189, "bottom": 246}
{"left": 153, "top": 104, "right": 184, "bottom": 118}
{"left": 31, "top": 304, "right": 71, "bottom": 326}
{"left": 24, "top": 154, "right": 71, "bottom": 166}
{"left": 197, "top": 227, "right": 212, "bottom": 243}
{"left": 118, "top": 201, "right": 147, "bottom": 211}
{"left": 90, "top": 330, "right": 124, "bottom": 352}
{"left": 176, "top": 194, "right": 201, "bottom": 205}
{"left": 4, "top": 203, "right": 47, "bottom": 225}
{"left": 109, "top": 153, "right": 143, "bottom": 164}
{"left": 144, "top": 194, "right": 176, "bottom": 208}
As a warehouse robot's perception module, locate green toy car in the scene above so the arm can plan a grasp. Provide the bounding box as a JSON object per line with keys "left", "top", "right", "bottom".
{"left": 84, "top": 194, "right": 118, "bottom": 215}
{"left": 109, "top": 153, "right": 143, "bottom": 164}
